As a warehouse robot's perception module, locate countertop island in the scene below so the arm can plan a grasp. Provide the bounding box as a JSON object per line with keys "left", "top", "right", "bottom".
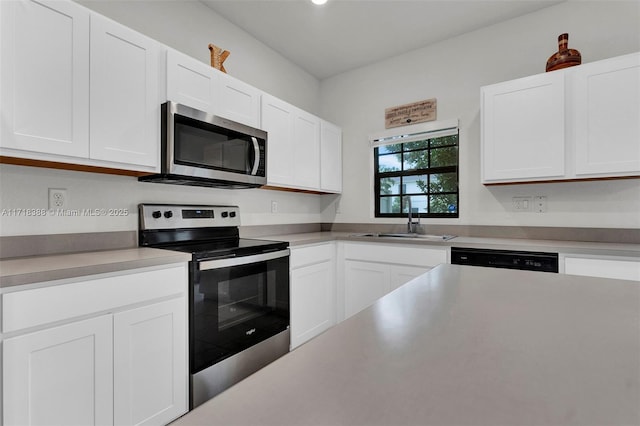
{"left": 173, "top": 264, "right": 640, "bottom": 426}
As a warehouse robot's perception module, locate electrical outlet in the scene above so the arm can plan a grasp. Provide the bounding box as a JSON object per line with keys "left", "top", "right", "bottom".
{"left": 271, "top": 200, "right": 278, "bottom": 213}
{"left": 512, "top": 196, "right": 532, "bottom": 212}
{"left": 48, "top": 188, "right": 68, "bottom": 210}
{"left": 534, "top": 196, "right": 547, "bottom": 213}
{"left": 335, "top": 201, "right": 341, "bottom": 214}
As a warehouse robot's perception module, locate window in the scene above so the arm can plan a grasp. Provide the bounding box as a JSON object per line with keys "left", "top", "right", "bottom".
{"left": 374, "top": 130, "right": 458, "bottom": 218}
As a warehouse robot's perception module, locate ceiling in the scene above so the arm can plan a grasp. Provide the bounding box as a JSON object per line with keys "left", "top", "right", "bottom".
{"left": 200, "top": 0, "right": 565, "bottom": 80}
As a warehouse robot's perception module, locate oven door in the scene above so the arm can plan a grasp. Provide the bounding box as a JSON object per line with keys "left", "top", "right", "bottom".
{"left": 190, "top": 249, "right": 290, "bottom": 374}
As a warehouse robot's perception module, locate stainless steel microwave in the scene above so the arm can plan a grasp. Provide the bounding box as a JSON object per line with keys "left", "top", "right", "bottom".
{"left": 139, "top": 101, "right": 267, "bottom": 189}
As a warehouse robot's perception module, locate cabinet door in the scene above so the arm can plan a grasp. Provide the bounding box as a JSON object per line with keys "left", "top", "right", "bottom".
{"left": 113, "top": 297, "right": 188, "bottom": 426}
{"left": 320, "top": 119, "right": 343, "bottom": 193}
{"left": 571, "top": 53, "right": 640, "bottom": 176}
{"left": 3, "top": 315, "right": 113, "bottom": 426}
{"left": 0, "top": 0, "right": 89, "bottom": 157}
{"left": 482, "top": 71, "right": 565, "bottom": 182}
{"left": 216, "top": 71, "right": 261, "bottom": 128}
{"left": 262, "top": 94, "right": 295, "bottom": 186}
{"left": 166, "top": 49, "right": 217, "bottom": 113}
{"left": 344, "top": 260, "right": 389, "bottom": 319}
{"left": 291, "top": 260, "right": 335, "bottom": 349}
{"left": 293, "top": 110, "right": 321, "bottom": 189}
{"left": 89, "top": 14, "right": 160, "bottom": 169}
{"left": 389, "top": 265, "right": 431, "bottom": 292}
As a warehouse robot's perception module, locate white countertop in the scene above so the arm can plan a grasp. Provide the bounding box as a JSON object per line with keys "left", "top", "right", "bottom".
{"left": 267, "top": 231, "right": 640, "bottom": 257}
{"left": 173, "top": 264, "right": 640, "bottom": 426}
{"left": 2, "top": 231, "right": 637, "bottom": 288}
{"left": 0, "top": 248, "right": 192, "bottom": 288}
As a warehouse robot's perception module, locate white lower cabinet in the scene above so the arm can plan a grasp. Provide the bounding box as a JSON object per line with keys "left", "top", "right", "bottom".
{"left": 390, "top": 265, "right": 433, "bottom": 292}
{"left": 113, "top": 298, "right": 187, "bottom": 426}
{"left": 3, "top": 315, "right": 114, "bottom": 426}
{"left": 1, "top": 264, "right": 189, "bottom": 426}
{"left": 290, "top": 243, "right": 336, "bottom": 349}
{"left": 561, "top": 254, "right": 640, "bottom": 281}
{"left": 344, "top": 261, "right": 389, "bottom": 319}
{"left": 340, "top": 242, "right": 448, "bottom": 320}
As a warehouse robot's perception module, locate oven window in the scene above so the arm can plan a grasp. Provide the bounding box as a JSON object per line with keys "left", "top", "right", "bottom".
{"left": 191, "top": 255, "right": 289, "bottom": 373}
{"left": 174, "top": 114, "right": 256, "bottom": 174}
{"left": 217, "top": 269, "right": 277, "bottom": 331}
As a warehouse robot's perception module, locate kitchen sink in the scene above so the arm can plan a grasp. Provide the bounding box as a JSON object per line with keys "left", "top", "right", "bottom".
{"left": 350, "top": 233, "right": 456, "bottom": 241}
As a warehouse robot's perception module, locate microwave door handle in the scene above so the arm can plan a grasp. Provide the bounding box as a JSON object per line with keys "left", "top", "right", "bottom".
{"left": 251, "top": 137, "right": 260, "bottom": 176}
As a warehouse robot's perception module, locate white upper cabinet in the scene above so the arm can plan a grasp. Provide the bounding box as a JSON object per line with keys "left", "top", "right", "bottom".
{"left": 165, "top": 48, "right": 260, "bottom": 128}
{"left": 320, "top": 119, "right": 343, "bottom": 193}
{"left": 166, "top": 49, "right": 218, "bottom": 113}
{"left": 89, "top": 14, "right": 160, "bottom": 169}
{"left": 481, "top": 52, "right": 640, "bottom": 184}
{"left": 0, "top": 0, "right": 90, "bottom": 158}
{"left": 262, "top": 93, "right": 295, "bottom": 186}
{"left": 0, "top": 0, "right": 160, "bottom": 172}
{"left": 482, "top": 71, "right": 566, "bottom": 183}
{"left": 293, "top": 110, "right": 321, "bottom": 189}
{"left": 570, "top": 52, "right": 640, "bottom": 177}
{"left": 261, "top": 93, "right": 341, "bottom": 192}
{"left": 216, "top": 71, "right": 261, "bottom": 128}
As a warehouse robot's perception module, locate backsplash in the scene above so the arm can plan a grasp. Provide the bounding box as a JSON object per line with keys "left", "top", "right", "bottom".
{"left": 0, "top": 164, "right": 328, "bottom": 237}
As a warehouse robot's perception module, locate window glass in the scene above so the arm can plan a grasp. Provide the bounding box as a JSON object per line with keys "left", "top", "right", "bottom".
{"left": 379, "top": 177, "right": 401, "bottom": 195}
{"left": 378, "top": 154, "right": 401, "bottom": 172}
{"left": 380, "top": 196, "right": 401, "bottom": 214}
{"left": 429, "top": 173, "right": 457, "bottom": 193}
{"left": 374, "top": 132, "right": 459, "bottom": 218}
{"left": 429, "top": 194, "right": 458, "bottom": 214}
{"left": 378, "top": 144, "right": 402, "bottom": 154}
{"left": 430, "top": 146, "right": 457, "bottom": 167}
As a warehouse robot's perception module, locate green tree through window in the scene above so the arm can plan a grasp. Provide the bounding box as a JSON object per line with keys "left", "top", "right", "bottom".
{"left": 374, "top": 133, "right": 458, "bottom": 218}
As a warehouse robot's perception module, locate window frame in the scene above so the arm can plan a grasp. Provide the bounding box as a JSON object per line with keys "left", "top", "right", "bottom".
{"left": 373, "top": 131, "right": 459, "bottom": 219}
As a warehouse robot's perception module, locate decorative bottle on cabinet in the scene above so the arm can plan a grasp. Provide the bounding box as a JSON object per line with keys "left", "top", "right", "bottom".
{"left": 546, "top": 33, "right": 581, "bottom": 72}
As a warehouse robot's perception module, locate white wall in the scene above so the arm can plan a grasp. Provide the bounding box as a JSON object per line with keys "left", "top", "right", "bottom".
{"left": 0, "top": 164, "right": 322, "bottom": 236}
{"left": 0, "top": 0, "right": 324, "bottom": 237}
{"left": 319, "top": 1, "right": 640, "bottom": 229}
{"left": 2, "top": 1, "right": 639, "bottom": 237}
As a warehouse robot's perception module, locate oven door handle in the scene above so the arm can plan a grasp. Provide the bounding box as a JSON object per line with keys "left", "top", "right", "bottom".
{"left": 198, "top": 248, "right": 290, "bottom": 271}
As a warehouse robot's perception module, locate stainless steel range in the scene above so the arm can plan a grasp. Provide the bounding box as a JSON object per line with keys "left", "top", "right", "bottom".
{"left": 138, "top": 204, "right": 290, "bottom": 409}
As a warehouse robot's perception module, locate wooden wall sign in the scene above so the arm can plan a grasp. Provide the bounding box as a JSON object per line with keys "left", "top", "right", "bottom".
{"left": 385, "top": 98, "right": 437, "bottom": 129}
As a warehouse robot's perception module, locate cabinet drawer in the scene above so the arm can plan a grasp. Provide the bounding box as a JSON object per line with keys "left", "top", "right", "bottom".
{"left": 344, "top": 243, "right": 446, "bottom": 267}
{"left": 291, "top": 243, "right": 334, "bottom": 269}
{"left": 564, "top": 256, "right": 640, "bottom": 281}
{"left": 2, "top": 264, "right": 187, "bottom": 333}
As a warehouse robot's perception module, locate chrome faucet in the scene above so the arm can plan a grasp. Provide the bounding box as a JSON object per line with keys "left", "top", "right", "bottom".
{"left": 405, "top": 196, "right": 420, "bottom": 233}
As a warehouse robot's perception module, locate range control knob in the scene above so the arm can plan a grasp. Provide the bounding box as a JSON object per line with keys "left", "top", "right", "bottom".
{"left": 221, "top": 211, "right": 229, "bottom": 218}
{"left": 229, "top": 211, "right": 236, "bottom": 218}
{"left": 164, "top": 211, "right": 173, "bottom": 219}
{"left": 152, "top": 211, "right": 162, "bottom": 219}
